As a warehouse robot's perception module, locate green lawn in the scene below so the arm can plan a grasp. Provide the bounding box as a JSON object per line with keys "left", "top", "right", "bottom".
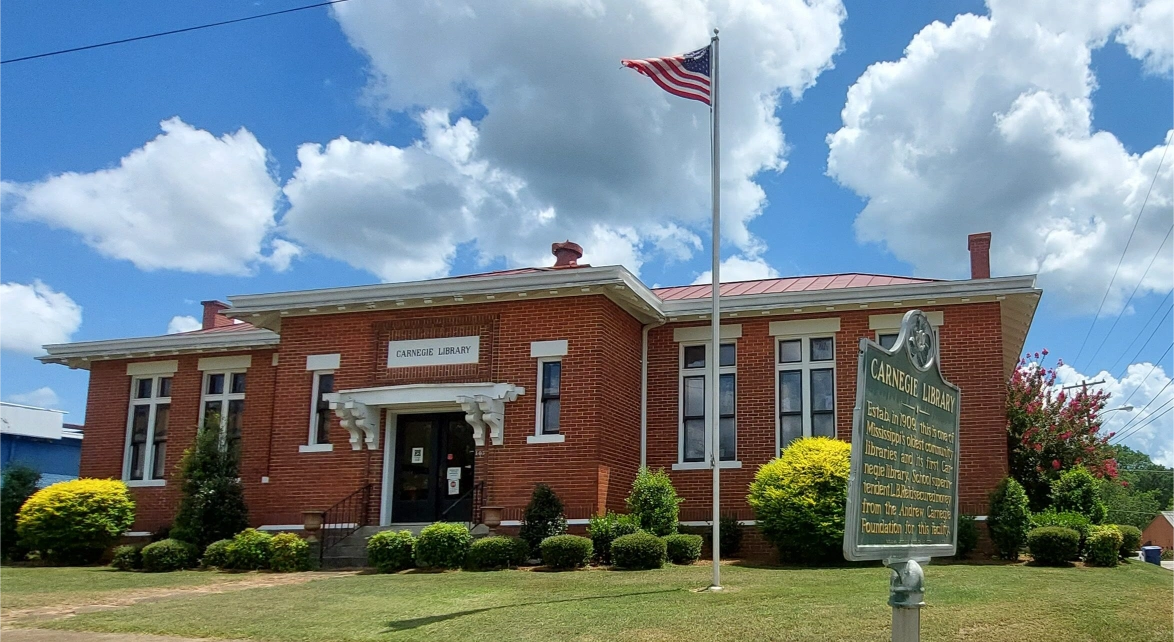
{"left": 13, "top": 561, "right": 1172, "bottom": 641}
{"left": 0, "top": 565, "right": 266, "bottom": 611}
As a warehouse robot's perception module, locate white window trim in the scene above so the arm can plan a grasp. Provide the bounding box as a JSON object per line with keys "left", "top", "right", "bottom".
{"left": 122, "top": 374, "right": 171, "bottom": 484}
{"left": 301, "top": 370, "right": 336, "bottom": 452}
{"left": 677, "top": 341, "right": 739, "bottom": 467}
{"left": 198, "top": 370, "right": 247, "bottom": 444}
{"left": 774, "top": 335, "right": 837, "bottom": 454}
{"left": 533, "top": 356, "right": 563, "bottom": 441}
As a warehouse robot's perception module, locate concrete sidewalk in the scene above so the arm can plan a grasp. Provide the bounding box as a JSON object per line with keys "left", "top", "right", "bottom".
{"left": 4, "top": 630, "right": 248, "bottom": 642}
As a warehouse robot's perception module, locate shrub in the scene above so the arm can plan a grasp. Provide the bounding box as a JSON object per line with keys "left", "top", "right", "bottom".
{"left": 1162, "top": 549, "right": 1173, "bottom": 561}
{"left": 111, "top": 545, "right": 143, "bottom": 571}
{"left": 955, "top": 516, "right": 979, "bottom": 559}
{"left": 1051, "top": 467, "right": 1106, "bottom": 524}
{"left": 367, "top": 530, "right": 415, "bottom": 573}
{"left": 415, "top": 522, "right": 472, "bottom": 570}
{"left": 540, "top": 534, "right": 593, "bottom": 570}
{"left": 720, "top": 514, "right": 743, "bottom": 558}
{"left": 1031, "top": 510, "right": 1091, "bottom": 559}
{"left": 1026, "top": 527, "right": 1080, "bottom": 565}
{"left": 465, "top": 536, "right": 527, "bottom": 570}
{"left": 587, "top": 512, "right": 641, "bottom": 564}
{"left": 747, "top": 437, "right": 851, "bottom": 563}
{"left": 988, "top": 477, "right": 1031, "bottom": 560}
{"left": 171, "top": 418, "right": 249, "bottom": 550}
{"left": 626, "top": 468, "right": 683, "bottom": 537}
{"left": 16, "top": 478, "right": 136, "bottom": 565}
{"left": 1085, "top": 525, "right": 1122, "bottom": 567}
{"left": 519, "top": 484, "right": 567, "bottom": 555}
{"left": 1, "top": 464, "right": 40, "bottom": 561}
{"left": 202, "top": 539, "right": 232, "bottom": 568}
{"left": 225, "top": 528, "right": 273, "bottom": 570}
{"left": 663, "top": 534, "right": 702, "bottom": 565}
{"left": 1115, "top": 525, "right": 1141, "bottom": 559}
{"left": 269, "top": 533, "right": 311, "bottom": 572}
{"left": 141, "top": 538, "right": 198, "bottom": 572}
{"left": 611, "top": 531, "right": 666, "bottom": 570}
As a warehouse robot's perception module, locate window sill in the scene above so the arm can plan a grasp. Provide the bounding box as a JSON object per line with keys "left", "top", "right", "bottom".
{"left": 124, "top": 479, "right": 166, "bottom": 488}
{"left": 298, "top": 443, "right": 335, "bottom": 453}
{"left": 526, "top": 434, "right": 566, "bottom": 444}
{"left": 671, "top": 461, "right": 742, "bottom": 471}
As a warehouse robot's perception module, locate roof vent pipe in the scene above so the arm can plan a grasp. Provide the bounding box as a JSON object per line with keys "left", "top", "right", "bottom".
{"left": 552, "top": 241, "right": 584, "bottom": 268}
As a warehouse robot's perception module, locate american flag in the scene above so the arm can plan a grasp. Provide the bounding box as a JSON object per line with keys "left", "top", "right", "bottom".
{"left": 621, "top": 45, "right": 711, "bottom": 105}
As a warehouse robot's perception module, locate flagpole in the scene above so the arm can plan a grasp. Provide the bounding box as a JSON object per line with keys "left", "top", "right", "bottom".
{"left": 708, "top": 27, "right": 722, "bottom": 592}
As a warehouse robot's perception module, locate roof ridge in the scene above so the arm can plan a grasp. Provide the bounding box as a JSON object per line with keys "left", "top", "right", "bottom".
{"left": 653, "top": 271, "right": 936, "bottom": 291}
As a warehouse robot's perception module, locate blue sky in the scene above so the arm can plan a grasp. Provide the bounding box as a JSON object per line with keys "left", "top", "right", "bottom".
{"left": 2, "top": 0, "right": 1171, "bottom": 462}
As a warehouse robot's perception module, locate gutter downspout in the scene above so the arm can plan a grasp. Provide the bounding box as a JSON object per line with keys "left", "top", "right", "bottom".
{"left": 641, "top": 319, "right": 667, "bottom": 468}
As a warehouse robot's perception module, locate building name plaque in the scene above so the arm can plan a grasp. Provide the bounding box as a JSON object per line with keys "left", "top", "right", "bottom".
{"left": 387, "top": 336, "right": 480, "bottom": 368}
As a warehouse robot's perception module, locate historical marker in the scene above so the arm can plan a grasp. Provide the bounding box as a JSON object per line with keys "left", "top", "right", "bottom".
{"left": 844, "top": 310, "right": 961, "bottom": 642}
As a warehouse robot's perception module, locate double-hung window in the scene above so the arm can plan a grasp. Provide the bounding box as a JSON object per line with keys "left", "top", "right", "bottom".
{"left": 200, "top": 371, "right": 246, "bottom": 450}
{"left": 777, "top": 336, "right": 835, "bottom": 450}
{"left": 679, "top": 342, "right": 736, "bottom": 464}
{"left": 310, "top": 372, "right": 334, "bottom": 445}
{"left": 124, "top": 375, "right": 171, "bottom": 484}
{"left": 538, "top": 360, "right": 561, "bottom": 435}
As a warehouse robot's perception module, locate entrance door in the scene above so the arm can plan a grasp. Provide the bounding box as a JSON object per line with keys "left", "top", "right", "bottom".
{"left": 391, "top": 413, "right": 475, "bottom": 523}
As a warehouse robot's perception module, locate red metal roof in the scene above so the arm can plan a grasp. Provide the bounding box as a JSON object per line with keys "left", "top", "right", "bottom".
{"left": 653, "top": 273, "right": 937, "bottom": 301}
{"left": 176, "top": 321, "right": 261, "bottom": 335}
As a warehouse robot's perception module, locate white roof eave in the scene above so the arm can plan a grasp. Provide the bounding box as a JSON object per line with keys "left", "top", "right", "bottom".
{"left": 37, "top": 328, "right": 280, "bottom": 369}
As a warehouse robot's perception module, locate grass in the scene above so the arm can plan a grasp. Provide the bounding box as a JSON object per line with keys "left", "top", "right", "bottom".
{"left": 0, "top": 565, "right": 264, "bottom": 611}
{"left": 13, "top": 561, "right": 1172, "bottom": 641}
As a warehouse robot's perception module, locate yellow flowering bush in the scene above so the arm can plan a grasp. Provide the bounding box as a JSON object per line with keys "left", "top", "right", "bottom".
{"left": 748, "top": 437, "right": 851, "bottom": 563}
{"left": 17, "top": 478, "right": 135, "bottom": 565}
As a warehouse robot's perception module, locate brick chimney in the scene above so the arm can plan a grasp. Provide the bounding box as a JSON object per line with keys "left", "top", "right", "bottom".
{"left": 201, "top": 300, "right": 233, "bottom": 330}
{"left": 551, "top": 240, "right": 584, "bottom": 268}
{"left": 968, "top": 232, "right": 992, "bottom": 280}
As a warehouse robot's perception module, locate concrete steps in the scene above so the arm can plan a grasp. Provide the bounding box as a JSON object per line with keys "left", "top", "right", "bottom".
{"left": 319, "top": 523, "right": 436, "bottom": 569}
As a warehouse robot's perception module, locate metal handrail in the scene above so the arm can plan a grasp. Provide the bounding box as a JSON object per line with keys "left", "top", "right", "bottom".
{"left": 319, "top": 482, "right": 376, "bottom": 561}
{"left": 439, "top": 480, "right": 484, "bottom": 523}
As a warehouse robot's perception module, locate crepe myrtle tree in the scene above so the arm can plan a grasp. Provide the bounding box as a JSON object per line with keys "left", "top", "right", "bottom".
{"left": 1007, "top": 350, "right": 1118, "bottom": 511}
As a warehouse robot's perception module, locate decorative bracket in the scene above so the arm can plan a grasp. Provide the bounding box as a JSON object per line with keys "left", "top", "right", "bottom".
{"left": 331, "top": 399, "right": 379, "bottom": 450}
{"left": 456, "top": 384, "right": 521, "bottom": 446}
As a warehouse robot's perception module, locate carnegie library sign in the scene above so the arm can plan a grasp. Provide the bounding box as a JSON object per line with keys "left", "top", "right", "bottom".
{"left": 387, "top": 336, "right": 480, "bottom": 368}
{"left": 845, "top": 310, "right": 961, "bottom": 561}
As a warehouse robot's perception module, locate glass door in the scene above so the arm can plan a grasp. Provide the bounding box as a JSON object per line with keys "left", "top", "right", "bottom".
{"left": 391, "top": 417, "right": 435, "bottom": 523}
{"left": 437, "top": 415, "right": 475, "bottom": 522}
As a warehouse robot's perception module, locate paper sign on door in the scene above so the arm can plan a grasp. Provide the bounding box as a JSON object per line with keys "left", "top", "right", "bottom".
{"left": 447, "top": 479, "right": 460, "bottom": 495}
{"left": 410, "top": 447, "right": 424, "bottom": 464}
{"left": 446, "top": 467, "right": 462, "bottom": 481}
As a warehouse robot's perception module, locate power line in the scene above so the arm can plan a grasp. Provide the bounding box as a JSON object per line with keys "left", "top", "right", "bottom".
{"left": 1117, "top": 343, "right": 1173, "bottom": 409}
{"left": 1113, "top": 307, "right": 1173, "bottom": 382}
{"left": 1, "top": 0, "right": 352, "bottom": 65}
{"left": 1112, "top": 394, "right": 1174, "bottom": 444}
{"left": 1108, "top": 291, "right": 1173, "bottom": 375}
{"left": 1080, "top": 131, "right": 1174, "bottom": 366}
{"left": 1112, "top": 404, "right": 1173, "bottom": 445}
{"left": 1118, "top": 386, "right": 1173, "bottom": 434}
{"left": 1073, "top": 134, "right": 1171, "bottom": 367}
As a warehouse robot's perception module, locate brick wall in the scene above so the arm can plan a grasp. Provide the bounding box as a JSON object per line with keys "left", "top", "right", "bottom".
{"left": 647, "top": 303, "right": 1007, "bottom": 521}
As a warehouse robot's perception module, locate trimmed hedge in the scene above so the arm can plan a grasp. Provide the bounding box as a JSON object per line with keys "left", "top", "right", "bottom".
{"left": 466, "top": 536, "right": 527, "bottom": 570}
{"left": 626, "top": 468, "right": 683, "bottom": 537}
{"left": 540, "top": 534, "right": 593, "bottom": 570}
{"left": 587, "top": 512, "right": 640, "bottom": 564}
{"left": 1031, "top": 510, "right": 1091, "bottom": 559}
{"left": 1051, "top": 467, "right": 1106, "bottom": 524}
{"left": 1115, "top": 525, "right": 1141, "bottom": 559}
{"left": 111, "top": 544, "right": 143, "bottom": 571}
{"left": 748, "top": 437, "right": 851, "bottom": 563}
{"left": 663, "top": 534, "right": 702, "bottom": 565}
{"left": 611, "top": 531, "right": 666, "bottom": 570}
{"left": 988, "top": 477, "right": 1031, "bottom": 560}
{"left": 225, "top": 528, "right": 273, "bottom": 570}
{"left": 16, "top": 478, "right": 136, "bottom": 565}
{"left": 202, "top": 539, "right": 232, "bottom": 568}
{"left": 1026, "top": 527, "right": 1080, "bottom": 565}
{"left": 1085, "top": 526, "right": 1122, "bottom": 567}
{"left": 415, "top": 522, "right": 472, "bottom": 570}
{"left": 269, "top": 533, "right": 311, "bottom": 572}
{"left": 956, "top": 516, "right": 979, "bottom": 559}
{"left": 367, "top": 530, "right": 415, "bottom": 573}
{"left": 141, "top": 538, "right": 199, "bottom": 572}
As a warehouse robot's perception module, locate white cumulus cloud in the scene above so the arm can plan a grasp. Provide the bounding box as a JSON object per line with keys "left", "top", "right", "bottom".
{"left": 2, "top": 118, "right": 295, "bottom": 275}
{"left": 166, "top": 315, "right": 203, "bottom": 334}
{"left": 281, "top": 0, "right": 846, "bottom": 280}
{"left": 693, "top": 253, "right": 781, "bottom": 285}
{"left": 0, "top": 280, "right": 82, "bottom": 354}
{"left": 827, "top": 1, "right": 1173, "bottom": 315}
{"left": 1054, "top": 361, "right": 1174, "bottom": 466}
{"left": 6, "top": 387, "right": 61, "bottom": 409}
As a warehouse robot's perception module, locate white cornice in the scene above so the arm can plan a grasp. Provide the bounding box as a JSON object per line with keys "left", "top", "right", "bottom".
{"left": 37, "top": 329, "right": 279, "bottom": 370}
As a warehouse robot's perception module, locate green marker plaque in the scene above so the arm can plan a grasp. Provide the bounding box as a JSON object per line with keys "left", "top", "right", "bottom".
{"left": 844, "top": 309, "right": 961, "bottom": 561}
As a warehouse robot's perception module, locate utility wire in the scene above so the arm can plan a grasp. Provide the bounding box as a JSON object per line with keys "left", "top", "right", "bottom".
{"left": 1073, "top": 134, "right": 1171, "bottom": 367}
{"left": 1112, "top": 404, "right": 1173, "bottom": 445}
{"left": 1084, "top": 132, "right": 1174, "bottom": 366}
{"left": 1109, "top": 291, "right": 1173, "bottom": 375}
{"left": 1, "top": 0, "right": 352, "bottom": 65}
{"left": 1117, "top": 343, "right": 1173, "bottom": 409}
{"left": 1117, "top": 385, "right": 1173, "bottom": 435}
{"left": 1112, "top": 307, "right": 1173, "bottom": 382}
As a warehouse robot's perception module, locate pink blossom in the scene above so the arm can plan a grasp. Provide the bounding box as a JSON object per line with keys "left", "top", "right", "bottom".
{"left": 1042, "top": 348, "right": 1049, "bottom": 356}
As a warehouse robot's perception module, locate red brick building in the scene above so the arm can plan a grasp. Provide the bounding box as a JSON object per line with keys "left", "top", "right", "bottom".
{"left": 41, "top": 234, "right": 1038, "bottom": 551}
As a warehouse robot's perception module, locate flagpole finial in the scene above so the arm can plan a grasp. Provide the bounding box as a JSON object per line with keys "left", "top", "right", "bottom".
{"left": 713, "top": 28, "right": 719, "bottom": 36}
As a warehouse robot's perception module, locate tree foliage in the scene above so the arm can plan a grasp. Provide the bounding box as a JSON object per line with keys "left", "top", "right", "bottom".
{"left": 626, "top": 467, "right": 683, "bottom": 537}
{"left": 518, "top": 483, "right": 567, "bottom": 555}
{"left": 171, "top": 413, "right": 249, "bottom": 549}
{"left": 1006, "top": 350, "right": 1118, "bottom": 511}
{"left": 1, "top": 464, "right": 41, "bottom": 561}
